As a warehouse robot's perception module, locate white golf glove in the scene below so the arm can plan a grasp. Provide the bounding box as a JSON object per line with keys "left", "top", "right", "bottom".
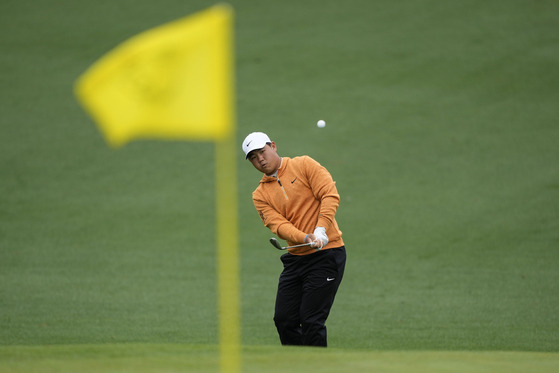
{"left": 313, "top": 227, "right": 328, "bottom": 250}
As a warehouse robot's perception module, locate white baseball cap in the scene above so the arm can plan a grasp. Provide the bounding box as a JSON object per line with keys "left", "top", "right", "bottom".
{"left": 242, "top": 132, "right": 272, "bottom": 159}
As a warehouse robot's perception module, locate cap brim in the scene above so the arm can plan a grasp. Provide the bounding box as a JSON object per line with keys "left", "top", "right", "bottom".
{"left": 245, "top": 141, "right": 268, "bottom": 158}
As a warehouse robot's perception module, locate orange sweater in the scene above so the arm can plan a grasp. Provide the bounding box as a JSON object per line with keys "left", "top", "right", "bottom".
{"left": 252, "top": 156, "right": 344, "bottom": 255}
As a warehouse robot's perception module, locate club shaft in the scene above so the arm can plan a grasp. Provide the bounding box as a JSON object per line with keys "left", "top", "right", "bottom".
{"left": 284, "top": 242, "right": 312, "bottom": 249}
{"left": 269, "top": 238, "right": 312, "bottom": 250}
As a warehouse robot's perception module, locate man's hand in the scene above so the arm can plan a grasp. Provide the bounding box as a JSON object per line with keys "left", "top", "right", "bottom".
{"left": 308, "top": 227, "right": 328, "bottom": 250}
{"left": 305, "top": 234, "right": 322, "bottom": 249}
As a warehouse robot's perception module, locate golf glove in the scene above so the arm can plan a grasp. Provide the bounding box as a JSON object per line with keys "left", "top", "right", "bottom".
{"left": 313, "top": 226, "right": 328, "bottom": 249}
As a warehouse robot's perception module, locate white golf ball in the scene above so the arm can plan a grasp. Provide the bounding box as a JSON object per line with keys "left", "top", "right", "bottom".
{"left": 317, "top": 120, "right": 326, "bottom": 128}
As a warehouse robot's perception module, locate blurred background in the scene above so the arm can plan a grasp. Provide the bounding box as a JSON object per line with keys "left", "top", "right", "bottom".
{"left": 1, "top": 0, "right": 558, "bottom": 351}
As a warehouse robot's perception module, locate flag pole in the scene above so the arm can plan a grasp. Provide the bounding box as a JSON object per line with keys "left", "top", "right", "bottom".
{"left": 215, "top": 133, "right": 241, "bottom": 373}
{"left": 73, "top": 6, "right": 240, "bottom": 370}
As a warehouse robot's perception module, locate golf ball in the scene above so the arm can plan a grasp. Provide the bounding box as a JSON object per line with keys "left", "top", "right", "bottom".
{"left": 317, "top": 120, "right": 326, "bottom": 128}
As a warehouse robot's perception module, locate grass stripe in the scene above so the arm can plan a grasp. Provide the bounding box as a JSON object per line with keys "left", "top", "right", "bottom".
{"left": 1, "top": 344, "right": 558, "bottom": 373}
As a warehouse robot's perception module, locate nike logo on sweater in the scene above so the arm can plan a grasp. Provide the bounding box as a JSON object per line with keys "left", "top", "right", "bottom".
{"left": 327, "top": 277, "right": 335, "bottom": 282}
{"left": 291, "top": 177, "right": 298, "bottom": 184}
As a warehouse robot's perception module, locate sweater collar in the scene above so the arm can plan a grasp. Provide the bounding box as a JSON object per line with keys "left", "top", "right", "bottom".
{"left": 260, "top": 157, "right": 288, "bottom": 183}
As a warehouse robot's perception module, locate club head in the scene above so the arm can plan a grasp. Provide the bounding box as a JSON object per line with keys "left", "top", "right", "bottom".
{"left": 269, "top": 238, "right": 284, "bottom": 250}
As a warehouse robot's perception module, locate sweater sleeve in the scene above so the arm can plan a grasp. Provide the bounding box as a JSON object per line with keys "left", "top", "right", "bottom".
{"left": 252, "top": 191, "right": 308, "bottom": 244}
{"left": 304, "top": 157, "right": 340, "bottom": 233}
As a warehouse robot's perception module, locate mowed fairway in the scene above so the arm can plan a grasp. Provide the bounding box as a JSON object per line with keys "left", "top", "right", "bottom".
{"left": 1, "top": 0, "right": 558, "bottom": 372}
{"left": 1, "top": 345, "right": 558, "bottom": 373}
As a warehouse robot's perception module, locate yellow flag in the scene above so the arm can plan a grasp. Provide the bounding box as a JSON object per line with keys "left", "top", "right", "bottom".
{"left": 74, "top": 4, "right": 233, "bottom": 147}
{"left": 75, "top": 6, "right": 241, "bottom": 373}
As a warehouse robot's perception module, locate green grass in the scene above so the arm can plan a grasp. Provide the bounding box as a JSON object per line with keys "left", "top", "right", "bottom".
{"left": 1, "top": 0, "right": 558, "bottom": 371}
{"left": 1, "top": 344, "right": 558, "bottom": 373}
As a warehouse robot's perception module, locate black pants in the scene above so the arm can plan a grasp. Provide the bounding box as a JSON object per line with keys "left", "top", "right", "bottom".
{"left": 274, "top": 246, "right": 346, "bottom": 347}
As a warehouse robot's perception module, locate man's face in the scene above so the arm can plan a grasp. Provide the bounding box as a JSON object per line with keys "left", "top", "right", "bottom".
{"left": 247, "top": 142, "right": 281, "bottom": 175}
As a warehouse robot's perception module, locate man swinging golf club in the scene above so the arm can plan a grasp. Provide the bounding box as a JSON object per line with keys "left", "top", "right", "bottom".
{"left": 242, "top": 132, "right": 347, "bottom": 347}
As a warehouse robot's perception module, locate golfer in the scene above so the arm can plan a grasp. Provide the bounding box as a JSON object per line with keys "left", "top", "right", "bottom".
{"left": 242, "top": 132, "right": 347, "bottom": 347}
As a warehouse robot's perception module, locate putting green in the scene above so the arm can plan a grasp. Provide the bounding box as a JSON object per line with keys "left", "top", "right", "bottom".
{"left": 1, "top": 344, "right": 557, "bottom": 373}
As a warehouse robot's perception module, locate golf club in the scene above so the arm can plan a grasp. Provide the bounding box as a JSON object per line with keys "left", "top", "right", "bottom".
{"left": 269, "top": 237, "right": 313, "bottom": 251}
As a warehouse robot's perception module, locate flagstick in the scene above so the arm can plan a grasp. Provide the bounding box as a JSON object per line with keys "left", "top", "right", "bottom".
{"left": 73, "top": 4, "right": 240, "bottom": 369}
{"left": 215, "top": 134, "right": 241, "bottom": 373}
